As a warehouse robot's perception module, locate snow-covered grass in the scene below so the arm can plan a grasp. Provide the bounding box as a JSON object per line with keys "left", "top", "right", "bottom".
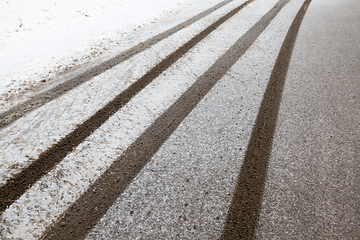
{"left": 0, "top": 0, "right": 198, "bottom": 103}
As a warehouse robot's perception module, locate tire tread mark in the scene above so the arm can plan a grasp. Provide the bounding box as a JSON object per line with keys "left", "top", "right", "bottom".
{"left": 220, "top": 0, "right": 313, "bottom": 239}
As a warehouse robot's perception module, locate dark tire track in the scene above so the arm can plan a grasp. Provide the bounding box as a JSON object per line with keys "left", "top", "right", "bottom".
{"left": 40, "top": 0, "right": 288, "bottom": 238}
{"left": 0, "top": 0, "right": 238, "bottom": 130}
{"left": 0, "top": 0, "right": 255, "bottom": 213}
{"left": 220, "top": 0, "right": 313, "bottom": 239}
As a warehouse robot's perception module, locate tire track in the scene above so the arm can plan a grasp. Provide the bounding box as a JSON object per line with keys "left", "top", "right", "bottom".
{"left": 0, "top": 0, "right": 238, "bottom": 130}
{"left": 0, "top": 0, "right": 255, "bottom": 213}
{"left": 41, "top": 0, "right": 289, "bottom": 238}
{"left": 220, "top": 0, "right": 313, "bottom": 239}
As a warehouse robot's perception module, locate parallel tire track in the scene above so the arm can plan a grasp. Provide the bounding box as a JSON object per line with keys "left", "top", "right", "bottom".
{"left": 0, "top": 0, "right": 255, "bottom": 213}
{"left": 0, "top": 0, "right": 238, "bottom": 129}
{"left": 41, "top": 0, "right": 289, "bottom": 238}
{"left": 221, "top": 0, "right": 313, "bottom": 239}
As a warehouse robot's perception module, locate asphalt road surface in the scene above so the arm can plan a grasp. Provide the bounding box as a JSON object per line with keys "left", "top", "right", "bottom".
{"left": 0, "top": 0, "right": 359, "bottom": 239}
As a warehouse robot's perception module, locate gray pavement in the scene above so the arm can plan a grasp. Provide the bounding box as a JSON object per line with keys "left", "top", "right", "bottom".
{"left": 257, "top": 0, "right": 360, "bottom": 238}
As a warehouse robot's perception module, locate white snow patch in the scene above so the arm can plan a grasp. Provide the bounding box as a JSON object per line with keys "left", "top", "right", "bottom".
{"left": 0, "top": 0, "right": 199, "bottom": 103}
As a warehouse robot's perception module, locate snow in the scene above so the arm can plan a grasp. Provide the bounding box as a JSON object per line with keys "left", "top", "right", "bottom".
{"left": 0, "top": 0, "right": 309, "bottom": 238}
{"left": 0, "top": 0, "right": 306, "bottom": 237}
{"left": 0, "top": 0, "right": 198, "bottom": 104}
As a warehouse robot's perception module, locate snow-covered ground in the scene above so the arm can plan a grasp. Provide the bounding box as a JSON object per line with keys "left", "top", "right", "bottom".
{"left": 0, "top": 0, "right": 305, "bottom": 237}
{"left": 1, "top": 0, "right": 358, "bottom": 239}
{"left": 0, "top": 0, "right": 199, "bottom": 103}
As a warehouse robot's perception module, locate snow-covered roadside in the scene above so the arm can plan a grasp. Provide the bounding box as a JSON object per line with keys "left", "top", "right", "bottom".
{"left": 0, "top": 0, "right": 199, "bottom": 103}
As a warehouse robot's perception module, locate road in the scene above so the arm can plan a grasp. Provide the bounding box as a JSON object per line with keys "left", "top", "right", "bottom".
{"left": 0, "top": 0, "right": 359, "bottom": 239}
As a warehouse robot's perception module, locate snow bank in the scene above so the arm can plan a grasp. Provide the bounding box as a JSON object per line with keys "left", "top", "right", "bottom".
{"left": 0, "top": 0, "right": 193, "bottom": 101}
